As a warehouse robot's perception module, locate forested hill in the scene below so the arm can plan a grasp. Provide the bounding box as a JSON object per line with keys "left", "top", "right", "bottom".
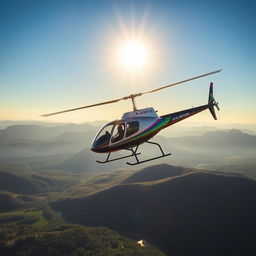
{"left": 0, "top": 224, "right": 165, "bottom": 256}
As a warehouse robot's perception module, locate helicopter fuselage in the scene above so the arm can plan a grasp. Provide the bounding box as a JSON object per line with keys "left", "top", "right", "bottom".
{"left": 41, "top": 70, "right": 220, "bottom": 165}
{"left": 91, "top": 103, "right": 209, "bottom": 153}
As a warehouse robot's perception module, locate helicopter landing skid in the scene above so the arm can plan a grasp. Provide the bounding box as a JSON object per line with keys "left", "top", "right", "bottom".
{"left": 125, "top": 141, "right": 171, "bottom": 166}
{"left": 96, "top": 149, "right": 141, "bottom": 164}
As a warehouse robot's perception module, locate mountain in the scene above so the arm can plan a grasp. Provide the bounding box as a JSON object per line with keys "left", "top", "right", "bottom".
{"left": 161, "top": 125, "right": 219, "bottom": 137}
{"left": 170, "top": 129, "right": 256, "bottom": 150}
{"left": 121, "top": 164, "right": 190, "bottom": 183}
{"left": 1, "top": 124, "right": 255, "bottom": 174}
{"left": 0, "top": 162, "right": 33, "bottom": 175}
{"left": 0, "top": 192, "right": 24, "bottom": 212}
{"left": 0, "top": 171, "right": 40, "bottom": 194}
{"left": 53, "top": 164, "right": 256, "bottom": 256}
{"left": 160, "top": 129, "right": 256, "bottom": 168}
{"left": 0, "top": 124, "right": 96, "bottom": 160}
{"left": 58, "top": 148, "right": 100, "bottom": 172}
{"left": 0, "top": 123, "right": 96, "bottom": 141}
{"left": 0, "top": 170, "right": 72, "bottom": 195}
{"left": 59, "top": 148, "right": 129, "bottom": 172}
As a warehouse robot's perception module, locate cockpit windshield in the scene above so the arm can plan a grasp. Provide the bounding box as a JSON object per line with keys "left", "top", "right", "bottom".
{"left": 92, "top": 120, "right": 140, "bottom": 149}
{"left": 92, "top": 124, "right": 113, "bottom": 148}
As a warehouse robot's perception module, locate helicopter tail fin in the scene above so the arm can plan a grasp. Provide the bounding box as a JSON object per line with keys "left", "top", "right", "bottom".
{"left": 208, "top": 82, "right": 219, "bottom": 120}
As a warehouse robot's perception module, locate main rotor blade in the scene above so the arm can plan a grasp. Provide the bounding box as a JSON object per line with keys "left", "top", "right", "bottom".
{"left": 42, "top": 69, "right": 222, "bottom": 117}
{"left": 142, "top": 69, "right": 222, "bottom": 95}
{"left": 41, "top": 98, "right": 123, "bottom": 117}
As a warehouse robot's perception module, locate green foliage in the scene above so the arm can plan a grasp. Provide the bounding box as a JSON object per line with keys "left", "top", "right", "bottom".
{"left": 0, "top": 224, "right": 165, "bottom": 256}
{"left": 0, "top": 206, "right": 63, "bottom": 228}
{"left": 0, "top": 168, "right": 77, "bottom": 196}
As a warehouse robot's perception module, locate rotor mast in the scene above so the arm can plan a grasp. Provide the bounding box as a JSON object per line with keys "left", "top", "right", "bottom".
{"left": 131, "top": 96, "right": 137, "bottom": 111}
{"left": 122, "top": 93, "right": 142, "bottom": 111}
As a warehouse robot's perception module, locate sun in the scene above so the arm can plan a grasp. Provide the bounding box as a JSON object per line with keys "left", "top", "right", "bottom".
{"left": 118, "top": 40, "right": 149, "bottom": 71}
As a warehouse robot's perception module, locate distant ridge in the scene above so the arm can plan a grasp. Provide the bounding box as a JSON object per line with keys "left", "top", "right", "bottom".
{"left": 0, "top": 171, "right": 39, "bottom": 194}
{"left": 122, "top": 164, "right": 190, "bottom": 184}
{"left": 0, "top": 125, "right": 255, "bottom": 174}
{"left": 171, "top": 129, "right": 256, "bottom": 148}
{"left": 0, "top": 171, "right": 71, "bottom": 194}
{"left": 0, "top": 192, "right": 24, "bottom": 212}
{"left": 0, "top": 123, "right": 95, "bottom": 141}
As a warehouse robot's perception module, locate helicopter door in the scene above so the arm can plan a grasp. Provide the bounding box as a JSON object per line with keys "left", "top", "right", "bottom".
{"left": 126, "top": 121, "right": 139, "bottom": 137}
{"left": 111, "top": 123, "right": 125, "bottom": 143}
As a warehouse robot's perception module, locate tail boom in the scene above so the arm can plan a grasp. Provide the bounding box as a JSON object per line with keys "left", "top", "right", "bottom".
{"left": 160, "top": 104, "right": 209, "bottom": 128}
{"left": 160, "top": 82, "right": 219, "bottom": 128}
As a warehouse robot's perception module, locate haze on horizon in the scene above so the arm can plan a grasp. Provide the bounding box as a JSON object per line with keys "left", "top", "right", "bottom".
{"left": 1, "top": 0, "right": 255, "bottom": 124}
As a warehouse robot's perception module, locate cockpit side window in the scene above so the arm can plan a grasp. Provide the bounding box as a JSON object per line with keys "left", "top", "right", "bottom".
{"left": 126, "top": 121, "right": 139, "bottom": 137}
{"left": 93, "top": 125, "right": 113, "bottom": 148}
{"left": 111, "top": 123, "right": 125, "bottom": 143}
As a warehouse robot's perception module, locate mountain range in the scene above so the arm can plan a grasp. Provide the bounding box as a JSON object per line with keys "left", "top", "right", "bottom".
{"left": 0, "top": 123, "right": 255, "bottom": 177}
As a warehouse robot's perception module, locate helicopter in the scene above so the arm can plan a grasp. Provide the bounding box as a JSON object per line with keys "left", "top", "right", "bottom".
{"left": 42, "top": 69, "right": 221, "bottom": 165}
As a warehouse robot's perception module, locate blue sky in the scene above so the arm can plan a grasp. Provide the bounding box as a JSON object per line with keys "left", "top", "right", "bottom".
{"left": 1, "top": 0, "right": 255, "bottom": 124}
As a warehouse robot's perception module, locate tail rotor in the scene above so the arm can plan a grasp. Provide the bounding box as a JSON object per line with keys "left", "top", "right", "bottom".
{"left": 208, "top": 82, "right": 220, "bottom": 120}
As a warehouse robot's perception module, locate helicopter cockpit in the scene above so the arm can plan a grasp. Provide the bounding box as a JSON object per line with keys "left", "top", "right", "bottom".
{"left": 91, "top": 124, "right": 113, "bottom": 149}
{"left": 91, "top": 120, "right": 140, "bottom": 150}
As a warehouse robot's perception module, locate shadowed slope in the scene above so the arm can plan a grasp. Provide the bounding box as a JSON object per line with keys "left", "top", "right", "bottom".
{"left": 0, "top": 192, "right": 24, "bottom": 212}
{"left": 0, "top": 171, "right": 39, "bottom": 194}
{"left": 0, "top": 171, "right": 72, "bottom": 194}
{"left": 122, "top": 164, "right": 189, "bottom": 183}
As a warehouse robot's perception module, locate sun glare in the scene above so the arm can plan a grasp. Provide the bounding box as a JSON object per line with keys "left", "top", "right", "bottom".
{"left": 118, "top": 40, "right": 148, "bottom": 71}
